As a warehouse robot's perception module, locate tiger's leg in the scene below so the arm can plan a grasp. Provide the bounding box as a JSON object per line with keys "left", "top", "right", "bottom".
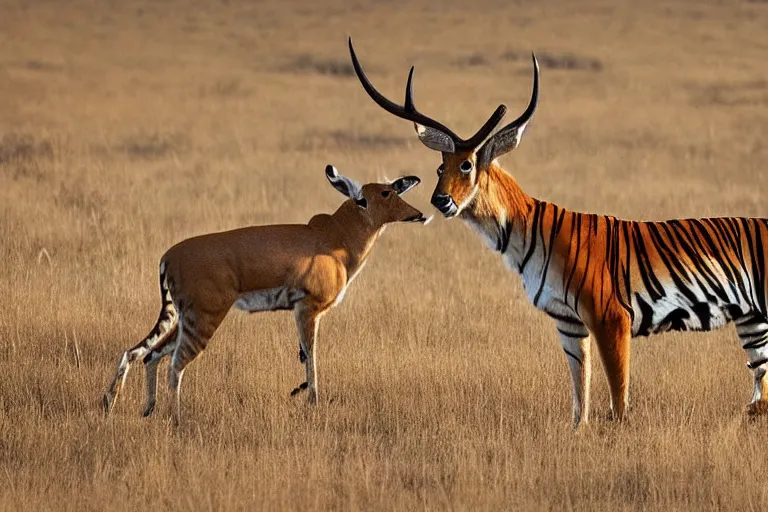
{"left": 735, "top": 313, "right": 768, "bottom": 415}
{"left": 555, "top": 320, "right": 592, "bottom": 427}
{"left": 592, "top": 317, "right": 632, "bottom": 421}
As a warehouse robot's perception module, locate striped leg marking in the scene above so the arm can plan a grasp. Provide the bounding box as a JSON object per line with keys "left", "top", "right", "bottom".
{"left": 141, "top": 324, "right": 179, "bottom": 417}
{"left": 168, "top": 313, "right": 213, "bottom": 424}
{"left": 736, "top": 313, "right": 768, "bottom": 414}
{"left": 556, "top": 319, "right": 591, "bottom": 427}
{"left": 103, "top": 266, "right": 177, "bottom": 415}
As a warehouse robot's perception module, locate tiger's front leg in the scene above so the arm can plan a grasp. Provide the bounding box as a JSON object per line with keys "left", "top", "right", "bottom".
{"left": 556, "top": 320, "right": 592, "bottom": 428}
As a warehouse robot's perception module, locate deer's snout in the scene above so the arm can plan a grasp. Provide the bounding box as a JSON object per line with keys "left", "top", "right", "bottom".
{"left": 431, "top": 193, "right": 458, "bottom": 218}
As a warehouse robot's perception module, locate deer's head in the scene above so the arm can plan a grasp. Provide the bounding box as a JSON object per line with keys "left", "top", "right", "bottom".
{"left": 325, "top": 165, "right": 427, "bottom": 227}
{"left": 349, "top": 38, "right": 538, "bottom": 218}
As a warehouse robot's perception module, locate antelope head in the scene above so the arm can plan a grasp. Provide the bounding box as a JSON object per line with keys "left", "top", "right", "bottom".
{"left": 348, "top": 38, "right": 538, "bottom": 218}
{"left": 324, "top": 165, "right": 428, "bottom": 226}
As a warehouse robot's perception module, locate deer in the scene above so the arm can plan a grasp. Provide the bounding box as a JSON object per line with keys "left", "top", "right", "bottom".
{"left": 348, "top": 38, "right": 768, "bottom": 429}
{"left": 103, "top": 165, "right": 428, "bottom": 422}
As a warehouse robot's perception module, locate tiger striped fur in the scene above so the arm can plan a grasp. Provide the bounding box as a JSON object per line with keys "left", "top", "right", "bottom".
{"left": 349, "top": 39, "right": 768, "bottom": 426}
{"left": 455, "top": 163, "right": 768, "bottom": 425}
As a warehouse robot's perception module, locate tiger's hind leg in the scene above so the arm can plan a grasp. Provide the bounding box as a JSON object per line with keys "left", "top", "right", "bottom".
{"left": 735, "top": 312, "right": 768, "bottom": 415}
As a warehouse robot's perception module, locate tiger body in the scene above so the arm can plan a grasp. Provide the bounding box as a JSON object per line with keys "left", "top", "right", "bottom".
{"left": 494, "top": 197, "right": 764, "bottom": 337}
{"left": 462, "top": 163, "right": 768, "bottom": 423}
{"left": 347, "top": 39, "right": 765, "bottom": 425}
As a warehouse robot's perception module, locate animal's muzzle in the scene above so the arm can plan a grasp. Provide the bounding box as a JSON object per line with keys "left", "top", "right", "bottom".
{"left": 431, "top": 193, "right": 458, "bottom": 217}
{"left": 404, "top": 214, "right": 428, "bottom": 223}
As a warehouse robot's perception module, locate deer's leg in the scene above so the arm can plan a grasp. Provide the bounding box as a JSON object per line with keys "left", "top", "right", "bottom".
{"left": 168, "top": 309, "right": 227, "bottom": 424}
{"left": 293, "top": 302, "right": 322, "bottom": 403}
{"left": 592, "top": 318, "right": 632, "bottom": 422}
{"left": 103, "top": 288, "right": 177, "bottom": 415}
{"left": 555, "top": 319, "right": 592, "bottom": 428}
{"left": 735, "top": 312, "right": 768, "bottom": 415}
{"left": 140, "top": 324, "right": 179, "bottom": 417}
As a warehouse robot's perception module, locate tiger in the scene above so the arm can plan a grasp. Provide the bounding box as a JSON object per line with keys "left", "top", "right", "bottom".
{"left": 348, "top": 38, "right": 768, "bottom": 426}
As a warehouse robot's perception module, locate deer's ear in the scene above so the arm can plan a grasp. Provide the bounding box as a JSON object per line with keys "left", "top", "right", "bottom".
{"left": 391, "top": 175, "right": 421, "bottom": 195}
{"left": 414, "top": 124, "right": 456, "bottom": 153}
{"left": 325, "top": 165, "right": 362, "bottom": 199}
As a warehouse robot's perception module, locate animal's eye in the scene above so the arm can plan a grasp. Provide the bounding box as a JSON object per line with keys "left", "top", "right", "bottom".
{"left": 460, "top": 160, "right": 473, "bottom": 173}
{"left": 437, "top": 164, "right": 445, "bottom": 176}
{"left": 381, "top": 190, "right": 391, "bottom": 198}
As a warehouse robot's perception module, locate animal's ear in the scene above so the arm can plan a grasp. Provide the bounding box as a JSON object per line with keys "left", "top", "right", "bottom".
{"left": 476, "top": 122, "right": 531, "bottom": 169}
{"left": 391, "top": 175, "right": 421, "bottom": 195}
{"left": 414, "top": 124, "right": 456, "bottom": 153}
{"left": 325, "top": 165, "right": 362, "bottom": 199}
{"left": 477, "top": 54, "right": 539, "bottom": 169}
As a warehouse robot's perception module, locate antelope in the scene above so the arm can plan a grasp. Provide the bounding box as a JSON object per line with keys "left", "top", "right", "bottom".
{"left": 345, "top": 40, "right": 595, "bottom": 427}
{"left": 103, "top": 165, "right": 427, "bottom": 422}
{"left": 350, "top": 38, "right": 768, "bottom": 428}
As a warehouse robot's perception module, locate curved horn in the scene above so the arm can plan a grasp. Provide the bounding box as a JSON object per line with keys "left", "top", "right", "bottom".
{"left": 477, "top": 54, "right": 539, "bottom": 166}
{"left": 349, "top": 38, "right": 462, "bottom": 143}
{"left": 462, "top": 104, "right": 508, "bottom": 149}
{"left": 504, "top": 53, "right": 539, "bottom": 134}
{"left": 349, "top": 38, "right": 517, "bottom": 153}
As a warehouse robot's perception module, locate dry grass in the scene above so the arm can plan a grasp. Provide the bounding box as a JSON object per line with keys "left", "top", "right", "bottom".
{"left": 2, "top": 0, "right": 768, "bottom": 510}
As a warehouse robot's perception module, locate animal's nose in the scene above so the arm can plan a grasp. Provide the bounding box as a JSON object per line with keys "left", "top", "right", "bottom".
{"left": 431, "top": 193, "right": 452, "bottom": 209}
{"left": 431, "top": 193, "right": 455, "bottom": 215}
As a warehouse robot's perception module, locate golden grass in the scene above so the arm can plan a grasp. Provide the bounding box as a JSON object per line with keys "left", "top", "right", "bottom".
{"left": 2, "top": 0, "right": 768, "bottom": 509}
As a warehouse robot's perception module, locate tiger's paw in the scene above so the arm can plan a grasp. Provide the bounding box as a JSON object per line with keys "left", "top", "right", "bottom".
{"left": 746, "top": 400, "right": 768, "bottom": 417}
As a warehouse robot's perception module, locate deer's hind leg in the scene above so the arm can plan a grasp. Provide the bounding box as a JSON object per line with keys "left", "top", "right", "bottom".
{"left": 103, "top": 267, "right": 177, "bottom": 415}
{"left": 168, "top": 306, "right": 231, "bottom": 424}
{"left": 140, "top": 324, "right": 179, "bottom": 417}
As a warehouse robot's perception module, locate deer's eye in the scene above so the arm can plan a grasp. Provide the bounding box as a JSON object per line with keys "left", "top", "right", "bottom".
{"left": 437, "top": 164, "right": 445, "bottom": 176}
{"left": 381, "top": 190, "right": 391, "bottom": 198}
{"left": 460, "top": 160, "right": 473, "bottom": 173}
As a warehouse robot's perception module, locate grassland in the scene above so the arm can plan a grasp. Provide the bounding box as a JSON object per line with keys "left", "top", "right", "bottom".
{"left": 1, "top": 0, "right": 768, "bottom": 510}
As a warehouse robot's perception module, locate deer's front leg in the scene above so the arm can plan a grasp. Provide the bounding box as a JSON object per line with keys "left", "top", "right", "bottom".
{"left": 556, "top": 321, "right": 592, "bottom": 428}
{"left": 294, "top": 302, "right": 321, "bottom": 403}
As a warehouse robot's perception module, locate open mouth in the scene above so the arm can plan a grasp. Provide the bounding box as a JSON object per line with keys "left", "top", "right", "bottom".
{"left": 404, "top": 214, "right": 429, "bottom": 223}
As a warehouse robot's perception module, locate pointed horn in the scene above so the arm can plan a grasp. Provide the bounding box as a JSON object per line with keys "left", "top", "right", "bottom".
{"left": 504, "top": 54, "right": 539, "bottom": 134}
{"left": 349, "top": 37, "right": 462, "bottom": 144}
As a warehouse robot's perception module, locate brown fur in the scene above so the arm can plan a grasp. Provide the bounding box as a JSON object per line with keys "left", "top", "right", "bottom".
{"left": 103, "top": 179, "right": 424, "bottom": 421}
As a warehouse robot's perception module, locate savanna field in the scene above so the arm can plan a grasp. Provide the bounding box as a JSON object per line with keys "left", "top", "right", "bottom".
{"left": 1, "top": 0, "right": 768, "bottom": 510}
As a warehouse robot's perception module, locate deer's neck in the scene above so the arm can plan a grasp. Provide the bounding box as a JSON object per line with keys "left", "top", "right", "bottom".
{"left": 329, "top": 202, "right": 383, "bottom": 275}
{"left": 459, "top": 162, "right": 536, "bottom": 269}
